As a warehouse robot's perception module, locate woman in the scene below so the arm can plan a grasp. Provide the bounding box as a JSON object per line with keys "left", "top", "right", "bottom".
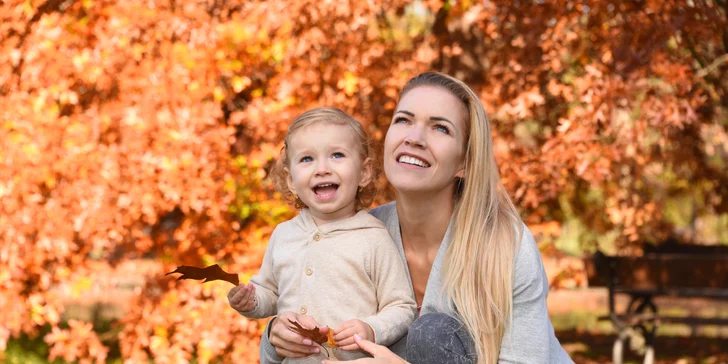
{"left": 229, "top": 72, "right": 573, "bottom": 363}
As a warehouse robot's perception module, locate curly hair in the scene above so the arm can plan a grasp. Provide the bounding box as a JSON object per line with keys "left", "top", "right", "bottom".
{"left": 269, "top": 107, "right": 379, "bottom": 211}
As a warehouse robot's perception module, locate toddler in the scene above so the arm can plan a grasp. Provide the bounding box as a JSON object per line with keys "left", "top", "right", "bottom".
{"left": 228, "top": 107, "right": 416, "bottom": 363}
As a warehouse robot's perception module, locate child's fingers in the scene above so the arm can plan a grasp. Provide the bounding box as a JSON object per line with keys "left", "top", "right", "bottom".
{"left": 335, "top": 335, "right": 356, "bottom": 348}
{"left": 228, "top": 283, "right": 257, "bottom": 311}
{"left": 338, "top": 343, "right": 361, "bottom": 351}
{"left": 333, "top": 321, "right": 348, "bottom": 333}
{"left": 229, "top": 287, "right": 248, "bottom": 306}
{"left": 226, "top": 284, "right": 243, "bottom": 301}
{"left": 333, "top": 325, "right": 357, "bottom": 342}
{"left": 333, "top": 320, "right": 356, "bottom": 337}
{"left": 293, "top": 315, "right": 321, "bottom": 331}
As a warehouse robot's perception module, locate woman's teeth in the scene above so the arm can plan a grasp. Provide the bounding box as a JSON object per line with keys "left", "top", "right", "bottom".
{"left": 398, "top": 155, "right": 429, "bottom": 167}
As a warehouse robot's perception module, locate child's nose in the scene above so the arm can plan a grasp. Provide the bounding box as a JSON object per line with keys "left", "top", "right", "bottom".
{"left": 314, "top": 160, "right": 331, "bottom": 175}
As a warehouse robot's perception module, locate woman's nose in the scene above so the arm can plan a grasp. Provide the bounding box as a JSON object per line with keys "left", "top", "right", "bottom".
{"left": 404, "top": 128, "right": 426, "bottom": 148}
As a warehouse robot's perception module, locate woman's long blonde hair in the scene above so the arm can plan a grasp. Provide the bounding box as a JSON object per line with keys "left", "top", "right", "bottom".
{"left": 400, "top": 72, "right": 523, "bottom": 364}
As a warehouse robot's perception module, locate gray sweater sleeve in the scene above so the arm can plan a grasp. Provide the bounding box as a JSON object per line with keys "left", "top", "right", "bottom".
{"left": 498, "top": 226, "right": 574, "bottom": 364}
{"left": 259, "top": 320, "right": 284, "bottom": 364}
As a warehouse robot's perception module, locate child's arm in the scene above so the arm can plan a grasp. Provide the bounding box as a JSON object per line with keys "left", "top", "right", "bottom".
{"left": 228, "top": 228, "right": 281, "bottom": 319}
{"left": 335, "top": 230, "right": 417, "bottom": 349}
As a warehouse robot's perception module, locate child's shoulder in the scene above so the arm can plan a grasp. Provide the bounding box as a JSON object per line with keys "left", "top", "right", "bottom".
{"left": 270, "top": 213, "right": 307, "bottom": 236}
{"left": 344, "top": 210, "right": 388, "bottom": 233}
{"left": 347, "top": 212, "right": 395, "bottom": 246}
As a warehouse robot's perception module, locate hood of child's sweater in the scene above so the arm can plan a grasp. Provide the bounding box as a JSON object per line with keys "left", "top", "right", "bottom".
{"left": 293, "top": 208, "right": 388, "bottom": 236}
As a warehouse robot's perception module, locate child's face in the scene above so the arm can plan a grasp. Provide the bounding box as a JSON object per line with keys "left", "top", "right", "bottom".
{"left": 286, "top": 122, "right": 371, "bottom": 225}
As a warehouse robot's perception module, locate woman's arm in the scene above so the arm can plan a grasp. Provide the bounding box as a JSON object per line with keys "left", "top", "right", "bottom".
{"left": 498, "top": 226, "right": 557, "bottom": 363}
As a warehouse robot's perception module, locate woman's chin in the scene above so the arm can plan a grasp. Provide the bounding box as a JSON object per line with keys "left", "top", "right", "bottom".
{"left": 389, "top": 177, "right": 456, "bottom": 196}
{"left": 390, "top": 181, "right": 434, "bottom": 194}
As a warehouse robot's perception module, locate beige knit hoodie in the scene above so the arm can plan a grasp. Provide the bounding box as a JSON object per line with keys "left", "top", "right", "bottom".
{"left": 241, "top": 208, "right": 417, "bottom": 362}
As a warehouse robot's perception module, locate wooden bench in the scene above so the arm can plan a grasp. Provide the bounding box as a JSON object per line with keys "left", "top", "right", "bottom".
{"left": 584, "top": 243, "right": 728, "bottom": 364}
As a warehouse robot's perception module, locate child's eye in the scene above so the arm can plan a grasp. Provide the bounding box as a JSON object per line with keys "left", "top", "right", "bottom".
{"left": 434, "top": 124, "right": 450, "bottom": 134}
{"left": 300, "top": 156, "right": 313, "bottom": 163}
{"left": 331, "top": 152, "right": 345, "bottom": 159}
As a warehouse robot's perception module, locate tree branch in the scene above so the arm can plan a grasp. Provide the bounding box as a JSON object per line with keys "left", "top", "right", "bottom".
{"left": 696, "top": 53, "right": 728, "bottom": 78}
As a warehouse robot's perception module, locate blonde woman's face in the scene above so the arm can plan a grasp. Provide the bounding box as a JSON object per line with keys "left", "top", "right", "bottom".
{"left": 384, "top": 86, "right": 467, "bottom": 194}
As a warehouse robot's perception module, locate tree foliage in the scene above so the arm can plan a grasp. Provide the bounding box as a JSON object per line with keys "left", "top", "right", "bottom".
{"left": 1, "top": 0, "right": 726, "bottom": 362}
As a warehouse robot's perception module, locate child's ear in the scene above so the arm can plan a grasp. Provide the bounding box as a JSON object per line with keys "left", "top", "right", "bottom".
{"left": 359, "top": 157, "right": 374, "bottom": 187}
{"left": 285, "top": 168, "right": 297, "bottom": 195}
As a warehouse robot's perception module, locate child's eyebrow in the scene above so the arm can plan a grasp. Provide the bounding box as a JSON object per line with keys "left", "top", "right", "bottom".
{"left": 327, "top": 145, "right": 353, "bottom": 152}
{"left": 290, "top": 147, "right": 311, "bottom": 156}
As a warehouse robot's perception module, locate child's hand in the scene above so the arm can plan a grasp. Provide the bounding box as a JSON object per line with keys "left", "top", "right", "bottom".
{"left": 227, "top": 282, "right": 257, "bottom": 313}
{"left": 333, "top": 319, "right": 374, "bottom": 351}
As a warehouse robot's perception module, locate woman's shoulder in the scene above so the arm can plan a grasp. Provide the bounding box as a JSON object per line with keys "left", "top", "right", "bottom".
{"left": 512, "top": 223, "right": 548, "bottom": 294}
{"left": 368, "top": 201, "right": 397, "bottom": 225}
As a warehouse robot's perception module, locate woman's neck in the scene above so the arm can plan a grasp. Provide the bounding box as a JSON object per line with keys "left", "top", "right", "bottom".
{"left": 395, "top": 190, "right": 455, "bottom": 251}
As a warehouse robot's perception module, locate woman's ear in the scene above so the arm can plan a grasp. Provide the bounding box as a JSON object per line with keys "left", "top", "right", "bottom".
{"left": 455, "top": 163, "right": 465, "bottom": 179}
{"left": 359, "top": 157, "right": 374, "bottom": 187}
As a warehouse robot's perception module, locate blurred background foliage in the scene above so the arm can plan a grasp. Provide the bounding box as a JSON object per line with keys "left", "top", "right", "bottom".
{"left": 1, "top": 0, "right": 727, "bottom": 362}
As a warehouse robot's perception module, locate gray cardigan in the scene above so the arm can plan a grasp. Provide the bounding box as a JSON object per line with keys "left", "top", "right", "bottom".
{"left": 260, "top": 202, "right": 573, "bottom": 363}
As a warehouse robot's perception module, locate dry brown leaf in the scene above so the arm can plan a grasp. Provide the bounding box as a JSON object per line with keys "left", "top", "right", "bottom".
{"left": 288, "top": 319, "right": 336, "bottom": 347}
{"left": 165, "top": 264, "right": 239, "bottom": 286}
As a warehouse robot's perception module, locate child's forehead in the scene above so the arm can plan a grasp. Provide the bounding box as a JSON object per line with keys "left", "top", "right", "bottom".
{"left": 292, "top": 120, "right": 358, "bottom": 139}
{"left": 288, "top": 121, "right": 363, "bottom": 150}
{"left": 295, "top": 119, "right": 351, "bottom": 131}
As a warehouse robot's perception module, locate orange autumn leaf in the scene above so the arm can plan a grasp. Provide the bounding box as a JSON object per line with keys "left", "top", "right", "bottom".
{"left": 165, "top": 264, "right": 239, "bottom": 286}
{"left": 326, "top": 330, "right": 336, "bottom": 347}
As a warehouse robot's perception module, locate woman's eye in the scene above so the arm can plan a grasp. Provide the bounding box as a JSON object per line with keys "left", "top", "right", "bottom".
{"left": 393, "top": 117, "right": 409, "bottom": 124}
{"left": 434, "top": 124, "right": 450, "bottom": 134}
{"left": 300, "top": 156, "right": 313, "bottom": 163}
{"left": 331, "top": 152, "right": 345, "bottom": 159}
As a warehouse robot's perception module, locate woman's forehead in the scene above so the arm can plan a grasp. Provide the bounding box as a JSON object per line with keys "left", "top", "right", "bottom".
{"left": 396, "top": 87, "right": 468, "bottom": 126}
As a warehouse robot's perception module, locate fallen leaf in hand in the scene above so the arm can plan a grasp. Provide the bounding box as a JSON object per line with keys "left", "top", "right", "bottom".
{"left": 165, "top": 264, "right": 239, "bottom": 286}
{"left": 326, "top": 330, "right": 336, "bottom": 347}
{"left": 288, "top": 319, "right": 336, "bottom": 346}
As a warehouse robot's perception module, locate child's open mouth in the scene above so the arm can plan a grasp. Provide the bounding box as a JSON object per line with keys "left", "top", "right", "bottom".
{"left": 313, "top": 183, "right": 339, "bottom": 200}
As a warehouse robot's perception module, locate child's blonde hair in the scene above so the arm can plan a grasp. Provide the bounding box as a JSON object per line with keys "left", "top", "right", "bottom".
{"left": 270, "top": 107, "right": 378, "bottom": 211}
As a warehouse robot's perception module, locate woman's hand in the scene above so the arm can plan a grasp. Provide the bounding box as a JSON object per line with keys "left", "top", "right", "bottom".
{"left": 269, "top": 311, "right": 325, "bottom": 358}
{"left": 323, "top": 334, "right": 407, "bottom": 363}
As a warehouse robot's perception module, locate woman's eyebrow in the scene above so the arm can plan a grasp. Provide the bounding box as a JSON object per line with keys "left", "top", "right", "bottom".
{"left": 430, "top": 116, "right": 454, "bottom": 126}
{"left": 395, "top": 110, "right": 455, "bottom": 127}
